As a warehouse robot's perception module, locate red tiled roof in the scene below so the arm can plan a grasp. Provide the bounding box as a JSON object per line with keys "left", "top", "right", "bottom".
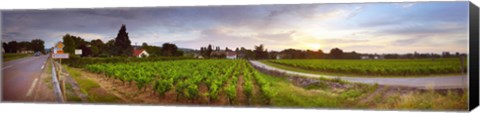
{"left": 133, "top": 49, "right": 145, "bottom": 56}
{"left": 226, "top": 52, "right": 237, "bottom": 56}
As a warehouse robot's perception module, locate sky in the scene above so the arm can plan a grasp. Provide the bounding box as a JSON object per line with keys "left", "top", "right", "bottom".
{"left": 1, "top": 2, "right": 469, "bottom": 54}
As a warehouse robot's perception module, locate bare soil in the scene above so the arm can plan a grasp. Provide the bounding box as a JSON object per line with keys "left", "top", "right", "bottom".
{"left": 251, "top": 79, "right": 266, "bottom": 106}
{"left": 235, "top": 74, "right": 247, "bottom": 106}
{"left": 197, "top": 83, "right": 210, "bottom": 104}
{"left": 76, "top": 68, "right": 237, "bottom": 105}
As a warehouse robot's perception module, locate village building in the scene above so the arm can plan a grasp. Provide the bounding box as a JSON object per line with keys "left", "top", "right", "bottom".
{"left": 18, "top": 47, "right": 34, "bottom": 54}
{"left": 133, "top": 49, "right": 149, "bottom": 58}
{"left": 361, "top": 55, "right": 385, "bottom": 60}
{"left": 361, "top": 56, "right": 370, "bottom": 60}
{"left": 193, "top": 53, "right": 204, "bottom": 59}
{"left": 226, "top": 51, "right": 237, "bottom": 59}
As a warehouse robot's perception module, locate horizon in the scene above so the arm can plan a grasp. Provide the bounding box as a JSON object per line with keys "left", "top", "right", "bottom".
{"left": 2, "top": 2, "right": 469, "bottom": 54}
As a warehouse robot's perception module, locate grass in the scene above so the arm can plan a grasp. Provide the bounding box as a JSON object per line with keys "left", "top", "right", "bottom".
{"left": 259, "top": 60, "right": 460, "bottom": 78}
{"left": 65, "top": 83, "right": 83, "bottom": 102}
{"left": 2, "top": 53, "right": 32, "bottom": 62}
{"left": 255, "top": 71, "right": 374, "bottom": 108}
{"left": 372, "top": 90, "right": 468, "bottom": 111}
{"left": 64, "top": 65, "right": 122, "bottom": 103}
{"left": 43, "top": 58, "right": 53, "bottom": 89}
{"left": 254, "top": 66, "right": 467, "bottom": 110}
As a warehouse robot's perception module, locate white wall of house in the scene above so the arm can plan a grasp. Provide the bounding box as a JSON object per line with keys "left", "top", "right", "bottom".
{"left": 361, "top": 56, "right": 369, "bottom": 60}
{"left": 226, "top": 55, "right": 237, "bottom": 59}
{"left": 137, "top": 51, "right": 150, "bottom": 58}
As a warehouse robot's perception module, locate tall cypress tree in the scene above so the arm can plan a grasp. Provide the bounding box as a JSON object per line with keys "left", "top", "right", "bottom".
{"left": 114, "top": 24, "right": 133, "bottom": 56}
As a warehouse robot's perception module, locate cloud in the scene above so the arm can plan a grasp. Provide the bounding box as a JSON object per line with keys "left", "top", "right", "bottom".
{"left": 75, "top": 8, "right": 138, "bottom": 20}
{"left": 1, "top": 2, "right": 469, "bottom": 53}
{"left": 320, "top": 38, "right": 369, "bottom": 44}
{"left": 392, "top": 36, "right": 425, "bottom": 46}
{"left": 343, "top": 45, "right": 385, "bottom": 52}
{"left": 254, "top": 31, "right": 296, "bottom": 42}
{"left": 395, "top": 3, "right": 416, "bottom": 8}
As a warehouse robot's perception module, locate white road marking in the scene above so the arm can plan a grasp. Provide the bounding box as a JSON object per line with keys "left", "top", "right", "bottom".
{"left": 26, "top": 78, "right": 39, "bottom": 97}
{"left": 2, "top": 65, "right": 13, "bottom": 70}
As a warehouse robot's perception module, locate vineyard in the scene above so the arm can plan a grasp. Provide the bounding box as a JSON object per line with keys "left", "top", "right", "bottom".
{"left": 85, "top": 59, "right": 275, "bottom": 105}
{"left": 264, "top": 58, "right": 466, "bottom": 76}
{"left": 77, "top": 59, "right": 467, "bottom": 109}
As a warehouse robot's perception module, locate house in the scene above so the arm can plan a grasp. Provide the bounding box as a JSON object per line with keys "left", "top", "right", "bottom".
{"left": 18, "top": 48, "right": 34, "bottom": 54}
{"left": 361, "top": 56, "right": 370, "bottom": 60}
{"left": 226, "top": 51, "right": 237, "bottom": 59}
{"left": 361, "top": 55, "right": 385, "bottom": 60}
{"left": 133, "top": 49, "right": 149, "bottom": 58}
{"left": 211, "top": 51, "right": 224, "bottom": 56}
{"left": 193, "top": 53, "right": 204, "bottom": 59}
{"left": 374, "top": 55, "right": 385, "bottom": 60}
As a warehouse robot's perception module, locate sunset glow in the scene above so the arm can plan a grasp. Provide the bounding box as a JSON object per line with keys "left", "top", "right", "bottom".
{"left": 2, "top": 2, "right": 469, "bottom": 54}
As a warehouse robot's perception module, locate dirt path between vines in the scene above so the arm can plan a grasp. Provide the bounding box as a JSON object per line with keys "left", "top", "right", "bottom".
{"left": 78, "top": 68, "right": 235, "bottom": 105}
{"left": 79, "top": 69, "right": 166, "bottom": 104}
{"left": 249, "top": 60, "right": 467, "bottom": 89}
{"left": 236, "top": 74, "right": 247, "bottom": 106}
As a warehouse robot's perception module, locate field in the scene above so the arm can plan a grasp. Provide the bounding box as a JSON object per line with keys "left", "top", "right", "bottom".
{"left": 85, "top": 59, "right": 275, "bottom": 105}
{"left": 2, "top": 53, "right": 31, "bottom": 62}
{"left": 75, "top": 59, "right": 467, "bottom": 110}
{"left": 263, "top": 58, "right": 466, "bottom": 77}
{"left": 63, "top": 55, "right": 192, "bottom": 68}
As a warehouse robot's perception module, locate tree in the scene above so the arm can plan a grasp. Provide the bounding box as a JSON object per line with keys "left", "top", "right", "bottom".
{"left": 142, "top": 42, "right": 148, "bottom": 48}
{"left": 2, "top": 42, "right": 7, "bottom": 53}
{"left": 305, "top": 50, "right": 317, "bottom": 59}
{"left": 62, "top": 34, "right": 74, "bottom": 54}
{"left": 106, "top": 39, "right": 116, "bottom": 57}
{"left": 200, "top": 47, "right": 206, "bottom": 58}
{"left": 18, "top": 41, "right": 31, "bottom": 52}
{"left": 79, "top": 44, "right": 92, "bottom": 57}
{"left": 254, "top": 44, "right": 268, "bottom": 59}
{"left": 161, "top": 43, "right": 182, "bottom": 56}
{"left": 318, "top": 49, "right": 325, "bottom": 58}
{"left": 62, "top": 34, "right": 88, "bottom": 56}
{"left": 6, "top": 41, "right": 19, "bottom": 53}
{"left": 90, "top": 39, "right": 105, "bottom": 56}
{"left": 280, "top": 48, "right": 304, "bottom": 59}
{"left": 30, "top": 39, "right": 45, "bottom": 53}
{"left": 90, "top": 46, "right": 99, "bottom": 56}
{"left": 206, "top": 44, "right": 213, "bottom": 58}
{"left": 330, "top": 48, "right": 343, "bottom": 59}
{"left": 113, "top": 24, "right": 133, "bottom": 56}
{"left": 141, "top": 42, "right": 162, "bottom": 56}
{"left": 245, "top": 50, "right": 255, "bottom": 59}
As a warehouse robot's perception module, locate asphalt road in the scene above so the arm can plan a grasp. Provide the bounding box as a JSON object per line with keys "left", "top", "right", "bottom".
{"left": 2, "top": 55, "right": 49, "bottom": 102}
{"left": 250, "top": 60, "right": 468, "bottom": 89}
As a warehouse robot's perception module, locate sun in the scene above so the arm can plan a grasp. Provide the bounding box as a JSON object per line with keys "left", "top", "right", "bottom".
{"left": 308, "top": 43, "right": 322, "bottom": 50}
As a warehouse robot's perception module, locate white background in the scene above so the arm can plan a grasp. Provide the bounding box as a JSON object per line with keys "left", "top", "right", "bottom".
{"left": 0, "top": 0, "right": 478, "bottom": 113}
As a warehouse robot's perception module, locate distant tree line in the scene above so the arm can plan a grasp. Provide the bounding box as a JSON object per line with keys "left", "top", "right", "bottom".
{"left": 196, "top": 44, "right": 466, "bottom": 60}
{"left": 141, "top": 42, "right": 183, "bottom": 57}
{"left": 198, "top": 44, "right": 269, "bottom": 59}
{"left": 62, "top": 24, "right": 183, "bottom": 57}
{"left": 2, "top": 39, "right": 45, "bottom": 54}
